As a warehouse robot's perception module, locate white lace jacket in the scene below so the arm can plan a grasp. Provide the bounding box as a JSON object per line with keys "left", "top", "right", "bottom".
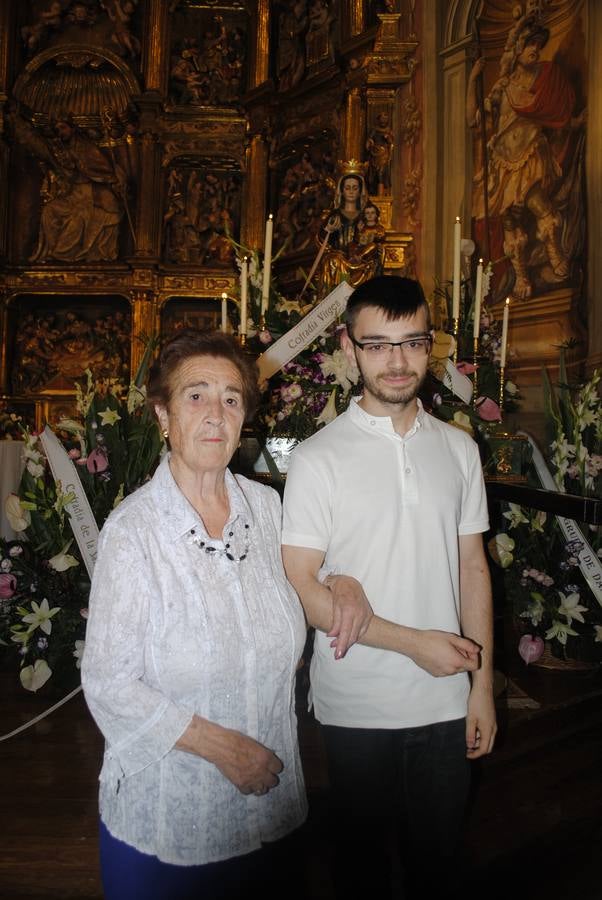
{"left": 82, "top": 455, "right": 308, "bottom": 865}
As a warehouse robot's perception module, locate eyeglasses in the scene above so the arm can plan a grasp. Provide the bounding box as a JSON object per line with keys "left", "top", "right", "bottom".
{"left": 349, "top": 334, "right": 433, "bottom": 357}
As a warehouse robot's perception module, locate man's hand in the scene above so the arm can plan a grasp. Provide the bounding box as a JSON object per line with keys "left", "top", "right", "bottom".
{"left": 406, "top": 629, "right": 481, "bottom": 677}
{"left": 324, "top": 574, "right": 374, "bottom": 660}
{"left": 465, "top": 685, "right": 497, "bottom": 758}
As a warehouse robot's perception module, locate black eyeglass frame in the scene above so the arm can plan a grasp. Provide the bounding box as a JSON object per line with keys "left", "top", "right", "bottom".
{"left": 348, "top": 334, "right": 434, "bottom": 353}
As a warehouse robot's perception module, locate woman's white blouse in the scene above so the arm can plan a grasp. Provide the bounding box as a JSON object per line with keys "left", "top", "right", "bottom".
{"left": 81, "top": 455, "right": 308, "bottom": 865}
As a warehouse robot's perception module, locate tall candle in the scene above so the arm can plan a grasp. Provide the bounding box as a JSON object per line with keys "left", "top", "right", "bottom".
{"left": 240, "top": 257, "right": 248, "bottom": 336}
{"left": 500, "top": 297, "right": 510, "bottom": 367}
{"left": 221, "top": 293, "right": 228, "bottom": 333}
{"left": 452, "top": 216, "right": 461, "bottom": 320}
{"left": 261, "top": 214, "right": 273, "bottom": 316}
{"left": 473, "top": 259, "right": 483, "bottom": 339}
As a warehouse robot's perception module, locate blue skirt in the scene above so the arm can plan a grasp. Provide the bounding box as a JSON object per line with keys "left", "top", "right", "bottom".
{"left": 99, "top": 819, "right": 305, "bottom": 900}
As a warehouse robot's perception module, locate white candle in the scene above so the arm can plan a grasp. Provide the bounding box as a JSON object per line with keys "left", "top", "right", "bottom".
{"left": 452, "top": 216, "right": 461, "bottom": 320}
{"left": 221, "top": 293, "right": 228, "bottom": 333}
{"left": 240, "top": 256, "right": 248, "bottom": 336}
{"left": 500, "top": 297, "right": 510, "bottom": 367}
{"left": 473, "top": 259, "right": 483, "bottom": 339}
{"left": 261, "top": 214, "right": 273, "bottom": 316}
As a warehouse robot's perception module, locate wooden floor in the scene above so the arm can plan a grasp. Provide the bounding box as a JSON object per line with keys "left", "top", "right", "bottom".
{"left": 1, "top": 663, "right": 602, "bottom": 900}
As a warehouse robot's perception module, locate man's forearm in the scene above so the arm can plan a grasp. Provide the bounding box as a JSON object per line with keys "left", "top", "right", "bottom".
{"left": 285, "top": 557, "right": 480, "bottom": 677}
{"left": 459, "top": 551, "right": 494, "bottom": 690}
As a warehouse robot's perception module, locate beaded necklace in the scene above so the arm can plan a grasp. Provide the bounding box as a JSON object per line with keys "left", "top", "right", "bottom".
{"left": 189, "top": 522, "right": 250, "bottom": 562}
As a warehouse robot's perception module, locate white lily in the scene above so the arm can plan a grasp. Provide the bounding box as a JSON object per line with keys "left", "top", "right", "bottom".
{"left": 20, "top": 659, "right": 52, "bottom": 692}
{"left": 557, "top": 591, "right": 588, "bottom": 625}
{"left": 98, "top": 407, "right": 122, "bottom": 427}
{"left": 503, "top": 503, "right": 529, "bottom": 529}
{"left": 5, "top": 494, "right": 31, "bottom": 532}
{"left": 21, "top": 598, "right": 61, "bottom": 635}
{"left": 319, "top": 350, "right": 359, "bottom": 394}
{"left": 545, "top": 620, "right": 578, "bottom": 646}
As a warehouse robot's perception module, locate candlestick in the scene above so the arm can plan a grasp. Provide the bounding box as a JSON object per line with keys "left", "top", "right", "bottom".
{"left": 221, "top": 293, "right": 228, "bottom": 333}
{"left": 452, "top": 316, "right": 459, "bottom": 366}
{"left": 499, "top": 365, "right": 505, "bottom": 416}
{"left": 500, "top": 296, "right": 510, "bottom": 368}
{"left": 473, "top": 258, "right": 483, "bottom": 340}
{"left": 452, "top": 216, "right": 461, "bottom": 320}
{"left": 261, "top": 214, "right": 273, "bottom": 316}
{"left": 472, "top": 336, "right": 479, "bottom": 404}
{"left": 240, "top": 256, "right": 248, "bottom": 337}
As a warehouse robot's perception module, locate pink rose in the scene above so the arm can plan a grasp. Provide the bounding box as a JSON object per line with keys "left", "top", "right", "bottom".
{"left": 258, "top": 330, "right": 273, "bottom": 345}
{"left": 68, "top": 448, "right": 81, "bottom": 460}
{"left": 0, "top": 573, "right": 17, "bottom": 599}
{"left": 86, "top": 448, "right": 109, "bottom": 473}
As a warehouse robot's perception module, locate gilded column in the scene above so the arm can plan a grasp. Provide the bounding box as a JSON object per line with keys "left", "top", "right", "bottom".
{"left": 130, "top": 290, "right": 159, "bottom": 374}
{"left": 250, "top": 0, "right": 270, "bottom": 89}
{"left": 142, "top": 0, "right": 169, "bottom": 95}
{"left": 0, "top": 1, "right": 15, "bottom": 263}
{"left": 241, "top": 134, "right": 268, "bottom": 251}
{"left": 0, "top": 290, "right": 9, "bottom": 394}
{"left": 343, "top": 88, "right": 365, "bottom": 163}
{"left": 134, "top": 128, "right": 161, "bottom": 260}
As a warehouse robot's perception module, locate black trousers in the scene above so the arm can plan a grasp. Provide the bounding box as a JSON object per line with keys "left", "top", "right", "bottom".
{"left": 321, "top": 718, "right": 471, "bottom": 900}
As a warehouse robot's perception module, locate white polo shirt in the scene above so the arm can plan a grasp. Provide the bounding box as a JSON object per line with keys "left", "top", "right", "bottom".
{"left": 282, "top": 397, "right": 489, "bottom": 729}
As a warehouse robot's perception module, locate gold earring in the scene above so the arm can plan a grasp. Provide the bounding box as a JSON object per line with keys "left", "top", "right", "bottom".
{"left": 162, "top": 429, "right": 169, "bottom": 439}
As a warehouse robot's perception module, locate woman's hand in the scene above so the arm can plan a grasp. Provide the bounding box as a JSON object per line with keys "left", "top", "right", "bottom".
{"left": 176, "top": 716, "right": 283, "bottom": 795}
{"left": 324, "top": 574, "right": 374, "bottom": 659}
{"left": 214, "top": 730, "right": 284, "bottom": 795}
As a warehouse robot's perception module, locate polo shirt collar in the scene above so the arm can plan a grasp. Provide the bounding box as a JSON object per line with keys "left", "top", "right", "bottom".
{"left": 348, "top": 395, "right": 425, "bottom": 438}
{"left": 150, "top": 453, "right": 255, "bottom": 541}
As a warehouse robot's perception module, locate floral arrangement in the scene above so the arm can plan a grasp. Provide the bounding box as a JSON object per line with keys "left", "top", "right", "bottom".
{"left": 488, "top": 355, "right": 602, "bottom": 664}
{"left": 0, "top": 341, "right": 163, "bottom": 691}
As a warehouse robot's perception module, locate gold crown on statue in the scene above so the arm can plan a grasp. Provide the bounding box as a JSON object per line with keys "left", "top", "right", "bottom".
{"left": 337, "top": 158, "right": 369, "bottom": 178}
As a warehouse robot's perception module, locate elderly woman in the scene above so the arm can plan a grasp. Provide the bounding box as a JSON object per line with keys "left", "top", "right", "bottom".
{"left": 81, "top": 330, "right": 308, "bottom": 900}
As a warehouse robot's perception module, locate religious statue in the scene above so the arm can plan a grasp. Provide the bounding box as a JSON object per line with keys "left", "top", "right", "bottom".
{"left": 170, "top": 18, "right": 246, "bottom": 106}
{"left": 12, "top": 309, "right": 130, "bottom": 394}
{"left": 467, "top": 14, "right": 585, "bottom": 300}
{"left": 277, "top": 0, "right": 308, "bottom": 92}
{"left": 163, "top": 167, "right": 238, "bottom": 266}
{"left": 13, "top": 115, "right": 127, "bottom": 264}
{"left": 100, "top": 0, "right": 141, "bottom": 57}
{"left": 315, "top": 165, "right": 385, "bottom": 297}
{"left": 366, "top": 112, "right": 394, "bottom": 196}
{"left": 306, "top": 0, "right": 334, "bottom": 67}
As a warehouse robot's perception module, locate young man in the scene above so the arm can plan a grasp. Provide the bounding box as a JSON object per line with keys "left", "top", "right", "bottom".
{"left": 282, "top": 276, "right": 496, "bottom": 898}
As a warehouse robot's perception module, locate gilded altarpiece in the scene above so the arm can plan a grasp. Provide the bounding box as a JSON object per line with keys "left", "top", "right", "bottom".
{"left": 1, "top": 0, "right": 427, "bottom": 429}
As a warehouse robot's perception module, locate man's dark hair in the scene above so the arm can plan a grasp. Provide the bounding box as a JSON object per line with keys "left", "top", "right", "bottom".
{"left": 345, "top": 276, "right": 431, "bottom": 331}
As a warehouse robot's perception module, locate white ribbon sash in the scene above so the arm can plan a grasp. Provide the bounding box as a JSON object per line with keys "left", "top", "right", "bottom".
{"left": 258, "top": 281, "right": 353, "bottom": 381}
{"left": 522, "top": 432, "right": 602, "bottom": 608}
{"left": 39, "top": 426, "right": 99, "bottom": 578}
